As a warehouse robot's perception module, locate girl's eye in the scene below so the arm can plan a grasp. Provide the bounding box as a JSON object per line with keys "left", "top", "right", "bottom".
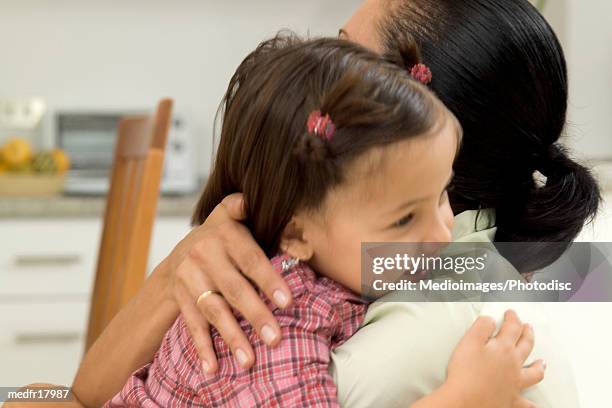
{"left": 393, "top": 213, "right": 414, "bottom": 228}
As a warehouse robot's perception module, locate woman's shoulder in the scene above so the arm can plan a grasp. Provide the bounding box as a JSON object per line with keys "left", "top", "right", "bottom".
{"left": 331, "top": 302, "right": 479, "bottom": 408}
{"left": 331, "top": 301, "right": 579, "bottom": 408}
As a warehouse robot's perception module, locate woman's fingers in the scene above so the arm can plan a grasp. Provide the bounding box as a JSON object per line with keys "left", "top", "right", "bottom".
{"left": 193, "top": 196, "right": 293, "bottom": 310}
{"left": 175, "top": 282, "right": 219, "bottom": 374}
{"left": 178, "top": 255, "right": 258, "bottom": 369}
{"left": 195, "top": 244, "right": 283, "bottom": 347}
{"left": 516, "top": 323, "right": 535, "bottom": 362}
{"left": 196, "top": 290, "right": 256, "bottom": 369}
{"left": 495, "top": 309, "right": 523, "bottom": 344}
{"left": 171, "top": 193, "right": 290, "bottom": 371}
{"left": 203, "top": 194, "right": 248, "bottom": 228}
{"left": 520, "top": 359, "right": 547, "bottom": 389}
{"left": 219, "top": 193, "right": 248, "bottom": 221}
{"left": 218, "top": 220, "right": 292, "bottom": 309}
{"left": 188, "top": 219, "right": 289, "bottom": 344}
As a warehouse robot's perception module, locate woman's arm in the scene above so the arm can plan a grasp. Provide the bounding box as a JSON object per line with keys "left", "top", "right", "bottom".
{"left": 71, "top": 260, "right": 178, "bottom": 407}
{"left": 71, "top": 194, "right": 292, "bottom": 407}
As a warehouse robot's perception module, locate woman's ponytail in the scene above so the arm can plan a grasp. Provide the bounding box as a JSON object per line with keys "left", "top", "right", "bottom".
{"left": 495, "top": 144, "right": 601, "bottom": 271}
{"left": 499, "top": 144, "right": 600, "bottom": 242}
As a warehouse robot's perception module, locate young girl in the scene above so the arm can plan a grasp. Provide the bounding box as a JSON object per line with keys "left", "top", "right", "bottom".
{"left": 106, "top": 34, "right": 543, "bottom": 407}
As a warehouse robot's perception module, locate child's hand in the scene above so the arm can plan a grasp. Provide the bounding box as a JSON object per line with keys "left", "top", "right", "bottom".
{"left": 445, "top": 310, "right": 546, "bottom": 408}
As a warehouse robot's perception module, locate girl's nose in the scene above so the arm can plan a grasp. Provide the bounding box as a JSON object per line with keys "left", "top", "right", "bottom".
{"left": 423, "top": 214, "right": 452, "bottom": 245}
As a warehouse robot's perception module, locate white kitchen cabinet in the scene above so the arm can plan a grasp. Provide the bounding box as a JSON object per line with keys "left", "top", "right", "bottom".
{"left": 0, "top": 219, "right": 101, "bottom": 298}
{"left": 0, "top": 302, "right": 88, "bottom": 386}
{"left": 0, "top": 216, "right": 191, "bottom": 387}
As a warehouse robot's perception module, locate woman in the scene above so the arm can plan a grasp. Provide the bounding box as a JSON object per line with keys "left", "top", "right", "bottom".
{"left": 72, "top": 0, "right": 600, "bottom": 406}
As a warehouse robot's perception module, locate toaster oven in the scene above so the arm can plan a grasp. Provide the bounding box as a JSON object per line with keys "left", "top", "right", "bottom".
{"left": 56, "top": 110, "right": 197, "bottom": 195}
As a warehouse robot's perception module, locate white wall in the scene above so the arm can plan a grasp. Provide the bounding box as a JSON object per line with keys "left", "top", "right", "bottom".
{"left": 542, "top": 0, "right": 612, "bottom": 160}
{"left": 0, "top": 0, "right": 361, "bottom": 178}
{"left": 542, "top": 5, "right": 612, "bottom": 403}
{"left": 2, "top": 0, "right": 610, "bottom": 177}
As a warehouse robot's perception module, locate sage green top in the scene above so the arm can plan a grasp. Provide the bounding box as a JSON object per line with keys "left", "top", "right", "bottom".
{"left": 329, "top": 209, "right": 580, "bottom": 408}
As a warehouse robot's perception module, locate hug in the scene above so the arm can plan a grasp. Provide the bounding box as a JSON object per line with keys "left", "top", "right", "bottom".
{"left": 68, "top": 0, "right": 600, "bottom": 407}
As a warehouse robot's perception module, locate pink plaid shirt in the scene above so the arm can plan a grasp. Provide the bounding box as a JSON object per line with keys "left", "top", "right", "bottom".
{"left": 105, "top": 254, "right": 368, "bottom": 407}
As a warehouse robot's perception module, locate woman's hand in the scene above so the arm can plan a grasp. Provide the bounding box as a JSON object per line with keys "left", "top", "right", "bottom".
{"left": 164, "top": 193, "right": 292, "bottom": 373}
{"left": 444, "top": 310, "right": 545, "bottom": 408}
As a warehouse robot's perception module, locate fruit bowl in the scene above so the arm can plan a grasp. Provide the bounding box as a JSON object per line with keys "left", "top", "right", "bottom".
{"left": 0, "top": 137, "right": 71, "bottom": 196}
{"left": 0, "top": 173, "right": 66, "bottom": 197}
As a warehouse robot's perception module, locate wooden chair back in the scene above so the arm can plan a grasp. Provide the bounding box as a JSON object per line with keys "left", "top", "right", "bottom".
{"left": 84, "top": 99, "right": 173, "bottom": 351}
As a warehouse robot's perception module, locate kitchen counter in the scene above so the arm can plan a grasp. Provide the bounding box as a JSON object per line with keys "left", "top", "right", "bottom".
{"left": 0, "top": 193, "right": 200, "bottom": 219}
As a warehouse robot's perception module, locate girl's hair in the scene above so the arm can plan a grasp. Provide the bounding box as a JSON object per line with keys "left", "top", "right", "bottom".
{"left": 379, "top": 0, "right": 601, "bottom": 269}
{"left": 192, "top": 33, "right": 445, "bottom": 256}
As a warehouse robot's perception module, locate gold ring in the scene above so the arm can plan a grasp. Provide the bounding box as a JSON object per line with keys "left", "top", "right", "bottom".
{"left": 196, "top": 290, "right": 222, "bottom": 306}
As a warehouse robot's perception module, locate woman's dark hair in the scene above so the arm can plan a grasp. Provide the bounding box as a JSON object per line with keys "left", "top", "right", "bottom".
{"left": 379, "top": 0, "right": 601, "bottom": 270}
{"left": 192, "top": 33, "right": 446, "bottom": 255}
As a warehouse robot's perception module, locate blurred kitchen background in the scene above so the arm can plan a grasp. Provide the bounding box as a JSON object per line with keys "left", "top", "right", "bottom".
{"left": 0, "top": 1, "right": 610, "bottom": 407}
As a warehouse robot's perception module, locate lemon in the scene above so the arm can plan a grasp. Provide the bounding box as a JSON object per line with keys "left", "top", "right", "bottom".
{"left": 51, "top": 148, "right": 71, "bottom": 173}
{"left": 0, "top": 147, "right": 6, "bottom": 174}
{"left": 1, "top": 138, "right": 33, "bottom": 169}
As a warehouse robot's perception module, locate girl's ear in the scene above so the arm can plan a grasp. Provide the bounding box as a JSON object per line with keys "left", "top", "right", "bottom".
{"left": 279, "top": 216, "right": 315, "bottom": 261}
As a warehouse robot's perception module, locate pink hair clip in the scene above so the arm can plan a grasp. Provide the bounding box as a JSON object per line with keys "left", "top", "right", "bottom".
{"left": 307, "top": 110, "right": 336, "bottom": 141}
{"left": 410, "top": 63, "right": 433, "bottom": 85}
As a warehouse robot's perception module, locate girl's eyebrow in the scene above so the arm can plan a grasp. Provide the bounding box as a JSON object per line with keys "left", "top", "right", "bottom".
{"left": 388, "top": 172, "right": 455, "bottom": 215}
